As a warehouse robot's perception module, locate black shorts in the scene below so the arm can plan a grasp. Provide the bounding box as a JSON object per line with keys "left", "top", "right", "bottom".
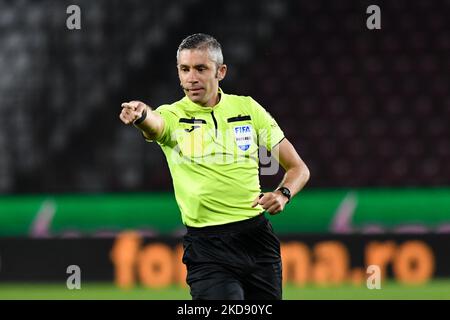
{"left": 182, "top": 214, "right": 282, "bottom": 300}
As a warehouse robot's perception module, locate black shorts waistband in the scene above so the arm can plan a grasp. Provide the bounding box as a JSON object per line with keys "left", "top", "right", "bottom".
{"left": 186, "top": 213, "right": 266, "bottom": 235}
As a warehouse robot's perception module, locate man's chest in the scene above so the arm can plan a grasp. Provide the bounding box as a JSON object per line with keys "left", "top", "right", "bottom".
{"left": 174, "top": 110, "right": 258, "bottom": 158}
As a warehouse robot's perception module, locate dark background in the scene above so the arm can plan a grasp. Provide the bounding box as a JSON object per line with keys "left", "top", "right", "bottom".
{"left": 0, "top": 0, "right": 449, "bottom": 194}
{"left": 1, "top": 235, "right": 447, "bottom": 281}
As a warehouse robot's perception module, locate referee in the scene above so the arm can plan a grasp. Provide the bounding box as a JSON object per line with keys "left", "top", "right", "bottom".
{"left": 119, "top": 33, "right": 310, "bottom": 300}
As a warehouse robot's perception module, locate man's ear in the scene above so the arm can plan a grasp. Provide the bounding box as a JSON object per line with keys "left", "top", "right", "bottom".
{"left": 216, "top": 64, "right": 227, "bottom": 81}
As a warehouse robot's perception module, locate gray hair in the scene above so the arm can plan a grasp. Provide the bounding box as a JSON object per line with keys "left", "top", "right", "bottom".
{"left": 176, "top": 33, "right": 224, "bottom": 66}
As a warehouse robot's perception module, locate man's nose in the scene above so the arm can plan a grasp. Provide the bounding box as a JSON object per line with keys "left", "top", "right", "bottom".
{"left": 187, "top": 71, "right": 198, "bottom": 83}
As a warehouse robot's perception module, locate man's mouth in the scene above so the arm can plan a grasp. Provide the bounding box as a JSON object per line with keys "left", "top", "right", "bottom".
{"left": 188, "top": 88, "right": 203, "bottom": 93}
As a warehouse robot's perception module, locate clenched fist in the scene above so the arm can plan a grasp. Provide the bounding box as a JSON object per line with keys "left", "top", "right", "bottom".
{"left": 120, "top": 101, "right": 150, "bottom": 125}
{"left": 251, "top": 191, "right": 289, "bottom": 215}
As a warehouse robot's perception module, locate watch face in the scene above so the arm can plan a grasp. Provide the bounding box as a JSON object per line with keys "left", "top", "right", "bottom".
{"left": 279, "top": 187, "right": 291, "bottom": 199}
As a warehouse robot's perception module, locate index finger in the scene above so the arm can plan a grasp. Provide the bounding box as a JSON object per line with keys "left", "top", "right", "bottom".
{"left": 251, "top": 193, "right": 264, "bottom": 208}
{"left": 121, "top": 102, "right": 137, "bottom": 110}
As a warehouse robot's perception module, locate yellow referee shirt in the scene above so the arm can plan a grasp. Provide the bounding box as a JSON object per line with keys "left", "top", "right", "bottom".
{"left": 147, "top": 89, "right": 285, "bottom": 227}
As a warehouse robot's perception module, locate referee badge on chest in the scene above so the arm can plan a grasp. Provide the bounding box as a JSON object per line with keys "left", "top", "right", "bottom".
{"left": 233, "top": 125, "right": 253, "bottom": 151}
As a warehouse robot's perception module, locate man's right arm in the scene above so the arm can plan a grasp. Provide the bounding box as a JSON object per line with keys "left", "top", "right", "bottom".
{"left": 120, "top": 100, "right": 164, "bottom": 141}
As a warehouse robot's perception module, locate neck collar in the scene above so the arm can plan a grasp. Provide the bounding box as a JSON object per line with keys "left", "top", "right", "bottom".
{"left": 183, "top": 88, "right": 225, "bottom": 112}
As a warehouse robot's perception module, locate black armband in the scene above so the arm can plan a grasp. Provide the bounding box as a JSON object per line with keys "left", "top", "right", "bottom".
{"left": 133, "top": 107, "right": 148, "bottom": 125}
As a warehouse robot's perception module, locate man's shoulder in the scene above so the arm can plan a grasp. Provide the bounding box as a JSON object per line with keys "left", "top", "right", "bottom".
{"left": 223, "top": 92, "right": 254, "bottom": 104}
{"left": 155, "top": 97, "right": 188, "bottom": 115}
{"left": 223, "top": 92, "right": 260, "bottom": 114}
{"left": 223, "top": 92, "right": 267, "bottom": 115}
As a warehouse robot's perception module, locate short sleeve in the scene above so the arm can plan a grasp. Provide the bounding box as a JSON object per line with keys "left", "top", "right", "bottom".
{"left": 250, "top": 97, "right": 285, "bottom": 151}
{"left": 144, "top": 105, "right": 178, "bottom": 147}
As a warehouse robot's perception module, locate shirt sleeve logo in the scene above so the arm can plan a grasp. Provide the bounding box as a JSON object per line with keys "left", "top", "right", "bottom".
{"left": 233, "top": 125, "right": 253, "bottom": 151}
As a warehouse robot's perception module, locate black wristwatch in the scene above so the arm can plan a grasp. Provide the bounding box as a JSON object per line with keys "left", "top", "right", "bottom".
{"left": 276, "top": 187, "right": 291, "bottom": 203}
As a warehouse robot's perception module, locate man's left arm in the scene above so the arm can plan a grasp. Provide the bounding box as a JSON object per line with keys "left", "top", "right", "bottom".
{"left": 252, "top": 138, "right": 310, "bottom": 215}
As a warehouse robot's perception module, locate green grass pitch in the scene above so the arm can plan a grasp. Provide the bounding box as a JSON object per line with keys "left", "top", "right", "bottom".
{"left": 1, "top": 280, "right": 450, "bottom": 300}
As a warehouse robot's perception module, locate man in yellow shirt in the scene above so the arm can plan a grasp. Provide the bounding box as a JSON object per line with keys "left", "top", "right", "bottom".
{"left": 120, "top": 33, "right": 310, "bottom": 300}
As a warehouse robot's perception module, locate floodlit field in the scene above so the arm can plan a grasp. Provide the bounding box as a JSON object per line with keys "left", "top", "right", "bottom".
{"left": 1, "top": 281, "right": 450, "bottom": 300}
